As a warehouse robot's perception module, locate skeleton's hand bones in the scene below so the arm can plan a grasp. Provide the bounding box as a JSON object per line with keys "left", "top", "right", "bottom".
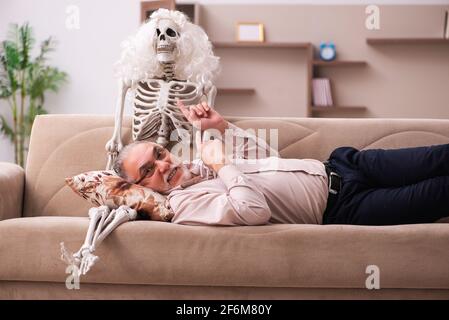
{"left": 105, "top": 137, "right": 123, "bottom": 156}
{"left": 177, "top": 99, "right": 228, "bottom": 134}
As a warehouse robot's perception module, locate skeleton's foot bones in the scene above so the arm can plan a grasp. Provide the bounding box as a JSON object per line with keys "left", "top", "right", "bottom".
{"left": 60, "top": 205, "right": 137, "bottom": 277}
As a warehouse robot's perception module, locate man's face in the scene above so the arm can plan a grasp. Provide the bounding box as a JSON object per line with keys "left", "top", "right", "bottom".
{"left": 122, "top": 142, "right": 191, "bottom": 192}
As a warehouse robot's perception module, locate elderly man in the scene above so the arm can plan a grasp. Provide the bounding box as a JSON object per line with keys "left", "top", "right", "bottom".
{"left": 113, "top": 100, "right": 449, "bottom": 226}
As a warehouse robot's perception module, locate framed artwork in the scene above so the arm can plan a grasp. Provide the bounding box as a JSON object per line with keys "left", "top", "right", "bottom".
{"left": 140, "top": 0, "right": 176, "bottom": 23}
{"left": 236, "top": 22, "right": 265, "bottom": 43}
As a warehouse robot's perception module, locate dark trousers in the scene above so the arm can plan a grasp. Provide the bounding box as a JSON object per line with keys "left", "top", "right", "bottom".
{"left": 322, "top": 143, "right": 449, "bottom": 225}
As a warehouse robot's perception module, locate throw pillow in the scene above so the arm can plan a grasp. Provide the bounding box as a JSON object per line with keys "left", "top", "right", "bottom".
{"left": 65, "top": 170, "right": 174, "bottom": 221}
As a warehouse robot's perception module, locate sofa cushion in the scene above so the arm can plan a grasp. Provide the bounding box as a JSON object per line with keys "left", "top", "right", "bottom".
{"left": 1, "top": 216, "right": 449, "bottom": 289}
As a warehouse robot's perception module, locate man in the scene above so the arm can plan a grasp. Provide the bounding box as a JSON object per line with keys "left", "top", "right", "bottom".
{"left": 113, "top": 100, "right": 449, "bottom": 226}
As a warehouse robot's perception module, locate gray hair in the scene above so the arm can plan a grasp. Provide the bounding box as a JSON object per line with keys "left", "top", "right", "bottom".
{"left": 113, "top": 140, "right": 154, "bottom": 182}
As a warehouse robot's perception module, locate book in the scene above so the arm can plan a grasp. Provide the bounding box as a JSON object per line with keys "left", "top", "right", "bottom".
{"left": 312, "top": 78, "right": 333, "bottom": 107}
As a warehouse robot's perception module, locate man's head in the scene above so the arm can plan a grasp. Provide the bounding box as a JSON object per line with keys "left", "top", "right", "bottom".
{"left": 113, "top": 141, "right": 192, "bottom": 193}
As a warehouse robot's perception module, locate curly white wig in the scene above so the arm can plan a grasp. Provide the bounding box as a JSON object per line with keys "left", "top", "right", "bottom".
{"left": 115, "top": 9, "right": 220, "bottom": 90}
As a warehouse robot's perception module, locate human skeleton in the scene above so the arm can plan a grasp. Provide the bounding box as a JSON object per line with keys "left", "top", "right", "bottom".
{"left": 61, "top": 13, "right": 217, "bottom": 277}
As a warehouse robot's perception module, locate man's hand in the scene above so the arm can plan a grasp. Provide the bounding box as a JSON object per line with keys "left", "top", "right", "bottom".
{"left": 196, "top": 134, "right": 230, "bottom": 173}
{"left": 177, "top": 99, "right": 228, "bottom": 134}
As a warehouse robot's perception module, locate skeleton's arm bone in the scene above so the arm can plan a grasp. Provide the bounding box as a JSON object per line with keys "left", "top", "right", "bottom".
{"left": 105, "top": 78, "right": 130, "bottom": 170}
{"left": 205, "top": 85, "right": 217, "bottom": 108}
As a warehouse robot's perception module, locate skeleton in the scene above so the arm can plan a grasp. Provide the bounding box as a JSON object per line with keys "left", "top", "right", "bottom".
{"left": 105, "top": 17, "right": 217, "bottom": 169}
{"left": 61, "top": 13, "right": 217, "bottom": 278}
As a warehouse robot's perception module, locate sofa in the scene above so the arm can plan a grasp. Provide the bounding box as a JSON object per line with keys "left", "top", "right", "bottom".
{"left": 1, "top": 114, "right": 449, "bottom": 300}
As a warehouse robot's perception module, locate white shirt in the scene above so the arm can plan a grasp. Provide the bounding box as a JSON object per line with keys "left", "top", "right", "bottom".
{"left": 166, "top": 124, "right": 329, "bottom": 226}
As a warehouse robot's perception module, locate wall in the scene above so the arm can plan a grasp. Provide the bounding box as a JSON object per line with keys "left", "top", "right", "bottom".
{"left": 1, "top": 1, "right": 449, "bottom": 163}
{"left": 0, "top": 0, "right": 141, "bottom": 162}
{"left": 204, "top": 5, "right": 449, "bottom": 118}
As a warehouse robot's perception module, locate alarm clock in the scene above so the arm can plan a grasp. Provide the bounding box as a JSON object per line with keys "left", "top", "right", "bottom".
{"left": 319, "top": 42, "right": 336, "bottom": 61}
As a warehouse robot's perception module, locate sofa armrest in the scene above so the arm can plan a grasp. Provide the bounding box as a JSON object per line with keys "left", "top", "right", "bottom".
{"left": 0, "top": 162, "right": 24, "bottom": 221}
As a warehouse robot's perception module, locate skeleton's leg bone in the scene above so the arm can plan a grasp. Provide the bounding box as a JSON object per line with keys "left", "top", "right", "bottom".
{"left": 78, "top": 206, "right": 137, "bottom": 276}
{"left": 96, "top": 206, "right": 137, "bottom": 245}
{"left": 102, "top": 208, "right": 116, "bottom": 228}
{"left": 91, "top": 206, "right": 113, "bottom": 252}
{"left": 77, "top": 207, "right": 114, "bottom": 276}
{"left": 73, "top": 206, "right": 105, "bottom": 259}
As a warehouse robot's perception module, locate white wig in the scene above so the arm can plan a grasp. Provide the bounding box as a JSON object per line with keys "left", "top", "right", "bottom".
{"left": 115, "top": 9, "right": 220, "bottom": 90}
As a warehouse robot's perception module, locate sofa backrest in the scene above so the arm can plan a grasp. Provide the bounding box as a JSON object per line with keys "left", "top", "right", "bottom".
{"left": 23, "top": 114, "right": 449, "bottom": 217}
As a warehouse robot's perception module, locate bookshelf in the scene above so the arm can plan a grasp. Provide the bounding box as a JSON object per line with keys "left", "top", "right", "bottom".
{"left": 366, "top": 38, "right": 449, "bottom": 45}
{"left": 312, "top": 60, "right": 367, "bottom": 67}
{"left": 311, "top": 106, "right": 367, "bottom": 114}
{"left": 214, "top": 41, "right": 314, "bottom": 116}
{"left": 217, "top": 88, "right": 256, "bottom": 95}
{"left": 214, "top": 40, "right": 368, "bottom": 117}
{"left": 309, "top": 58, "right": 368, "bottom": 117}
{"left": 213, "top": 42, "right": 311, "bottom": 49}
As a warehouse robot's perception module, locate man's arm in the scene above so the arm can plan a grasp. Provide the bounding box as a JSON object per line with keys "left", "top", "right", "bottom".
{"left": 224, "top": 122, "right": 279, "bottom": 160}
{"left": 177, "top": 100, "right": 279, "bottom": 161}
{"left": 168, "top": 164, "right": 271, "bottom": 226}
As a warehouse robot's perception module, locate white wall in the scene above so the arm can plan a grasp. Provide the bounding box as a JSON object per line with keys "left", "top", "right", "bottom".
{"left": 0, "top": 0, "right": 142, "bottom": 162}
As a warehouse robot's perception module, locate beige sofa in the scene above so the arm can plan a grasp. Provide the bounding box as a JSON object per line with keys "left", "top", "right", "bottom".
{"left": 1, "top": 114, "right": 449, "bottom": 300}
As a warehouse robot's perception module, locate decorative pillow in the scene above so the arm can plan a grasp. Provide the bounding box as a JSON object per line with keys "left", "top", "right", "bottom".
{"left": 65, "top": 170, "right": 174, "bottom": 221}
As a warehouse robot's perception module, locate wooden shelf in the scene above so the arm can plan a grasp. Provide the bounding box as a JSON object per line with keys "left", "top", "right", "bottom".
{"left": 217, "top": 88, "right": 256, "bottom": 95}
{"left": 313, "top": 60, "right": 367, "bottom": 67}
{"left": 213, "top": 42, "right": 311, "bottom": 49}
{"left": 311, "top": 106, "right": 367, "bottom": 113}
{"left": 367, "top": 38, "right": 449, "bottom": 45}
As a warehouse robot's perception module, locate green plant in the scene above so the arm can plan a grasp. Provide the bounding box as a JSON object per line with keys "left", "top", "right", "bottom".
{"left": 0, "top": 23, "right": 67, "bottom": 167}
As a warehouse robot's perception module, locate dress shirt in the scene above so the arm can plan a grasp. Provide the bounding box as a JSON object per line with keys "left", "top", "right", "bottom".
{"left": 166, "top": 123, "right": 329, "bottom": 226}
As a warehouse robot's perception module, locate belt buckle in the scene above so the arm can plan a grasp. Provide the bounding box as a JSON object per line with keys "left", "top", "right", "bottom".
{"left": 328, "top": 172, "right": 341, "bottom": 195}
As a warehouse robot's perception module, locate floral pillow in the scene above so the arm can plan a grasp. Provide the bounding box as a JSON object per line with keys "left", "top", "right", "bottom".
{"left": 65, "top": 170, "right": 174, "bottom": 221}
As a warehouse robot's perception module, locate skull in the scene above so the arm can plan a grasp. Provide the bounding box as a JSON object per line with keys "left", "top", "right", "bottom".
{"left": 154, "top": 18, "right": 180, "bottom": 64}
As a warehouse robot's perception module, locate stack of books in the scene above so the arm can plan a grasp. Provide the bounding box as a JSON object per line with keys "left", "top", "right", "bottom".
{"left": 312, "top": 78, "right": 333, "bottom": 107}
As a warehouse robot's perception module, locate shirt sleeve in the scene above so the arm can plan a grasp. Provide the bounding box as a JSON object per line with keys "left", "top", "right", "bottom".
{"left": 222, "top": 123, "right": 279, "bottom": 160}
{"left": 168, "top": 164, "right": 271, "bottom": 226}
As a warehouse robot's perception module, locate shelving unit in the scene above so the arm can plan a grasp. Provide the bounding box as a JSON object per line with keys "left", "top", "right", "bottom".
{"left": 212, "top": 42, "right": 311, "bottom": 49}
{"left": 217, "top": 88, "right": 256, "bottom": 95}
{"left": 176, "top": 3, "right": 201, "bottom": 25}
{"left": 311, "top": 106, "right": 367, "bottom": 114}
{"left": 312, "top": 60, "right": 367, "bottom": 67}
{"left": 366, "top": 38, "right": 449, "bottom": 45}
{"left": 214, "top": 41, "right": 314, "bottom": 116}
{"left": 310, "top": 57, "right": 368, "bottom": 117}
{"left": 214, "top": 40, "right": 368, "bottom": 117}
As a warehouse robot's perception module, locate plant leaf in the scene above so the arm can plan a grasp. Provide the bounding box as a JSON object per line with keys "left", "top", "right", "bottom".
{"left": 0, "top": 115, "right": 14, "bottom": 142}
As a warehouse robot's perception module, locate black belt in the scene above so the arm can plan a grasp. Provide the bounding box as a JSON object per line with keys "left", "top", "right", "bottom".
{"left": 322, "top": 161, "right": 342, "bottom": 222}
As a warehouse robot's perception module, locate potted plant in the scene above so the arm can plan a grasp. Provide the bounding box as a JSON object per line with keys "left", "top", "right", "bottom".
{"left": 0, "top": 23, "right": 67, "bottom": 167}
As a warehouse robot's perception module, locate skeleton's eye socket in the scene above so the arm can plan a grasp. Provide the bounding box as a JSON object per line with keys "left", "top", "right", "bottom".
{"left": 166, "top": 28, "right": 176, "bottom": 37}
{"left": 156, "top": 29, "right": 161, "bottom": 36}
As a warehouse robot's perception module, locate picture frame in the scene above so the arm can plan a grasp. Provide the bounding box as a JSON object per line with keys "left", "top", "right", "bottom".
{"left": 140, "top": 0, "right": 175, "bottom": 23}
{"left": 236, "top": 22, "right": 265, "bottom": 43}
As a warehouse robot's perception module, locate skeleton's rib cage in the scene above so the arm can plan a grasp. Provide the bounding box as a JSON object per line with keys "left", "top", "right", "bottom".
{"left": 133, "top": 78, "right": 202, "bottom": 144}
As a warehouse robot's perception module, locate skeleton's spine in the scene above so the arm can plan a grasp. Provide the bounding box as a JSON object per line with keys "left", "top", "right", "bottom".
{"left": 163, "top": 62, "right": 175, "bottom": 82}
